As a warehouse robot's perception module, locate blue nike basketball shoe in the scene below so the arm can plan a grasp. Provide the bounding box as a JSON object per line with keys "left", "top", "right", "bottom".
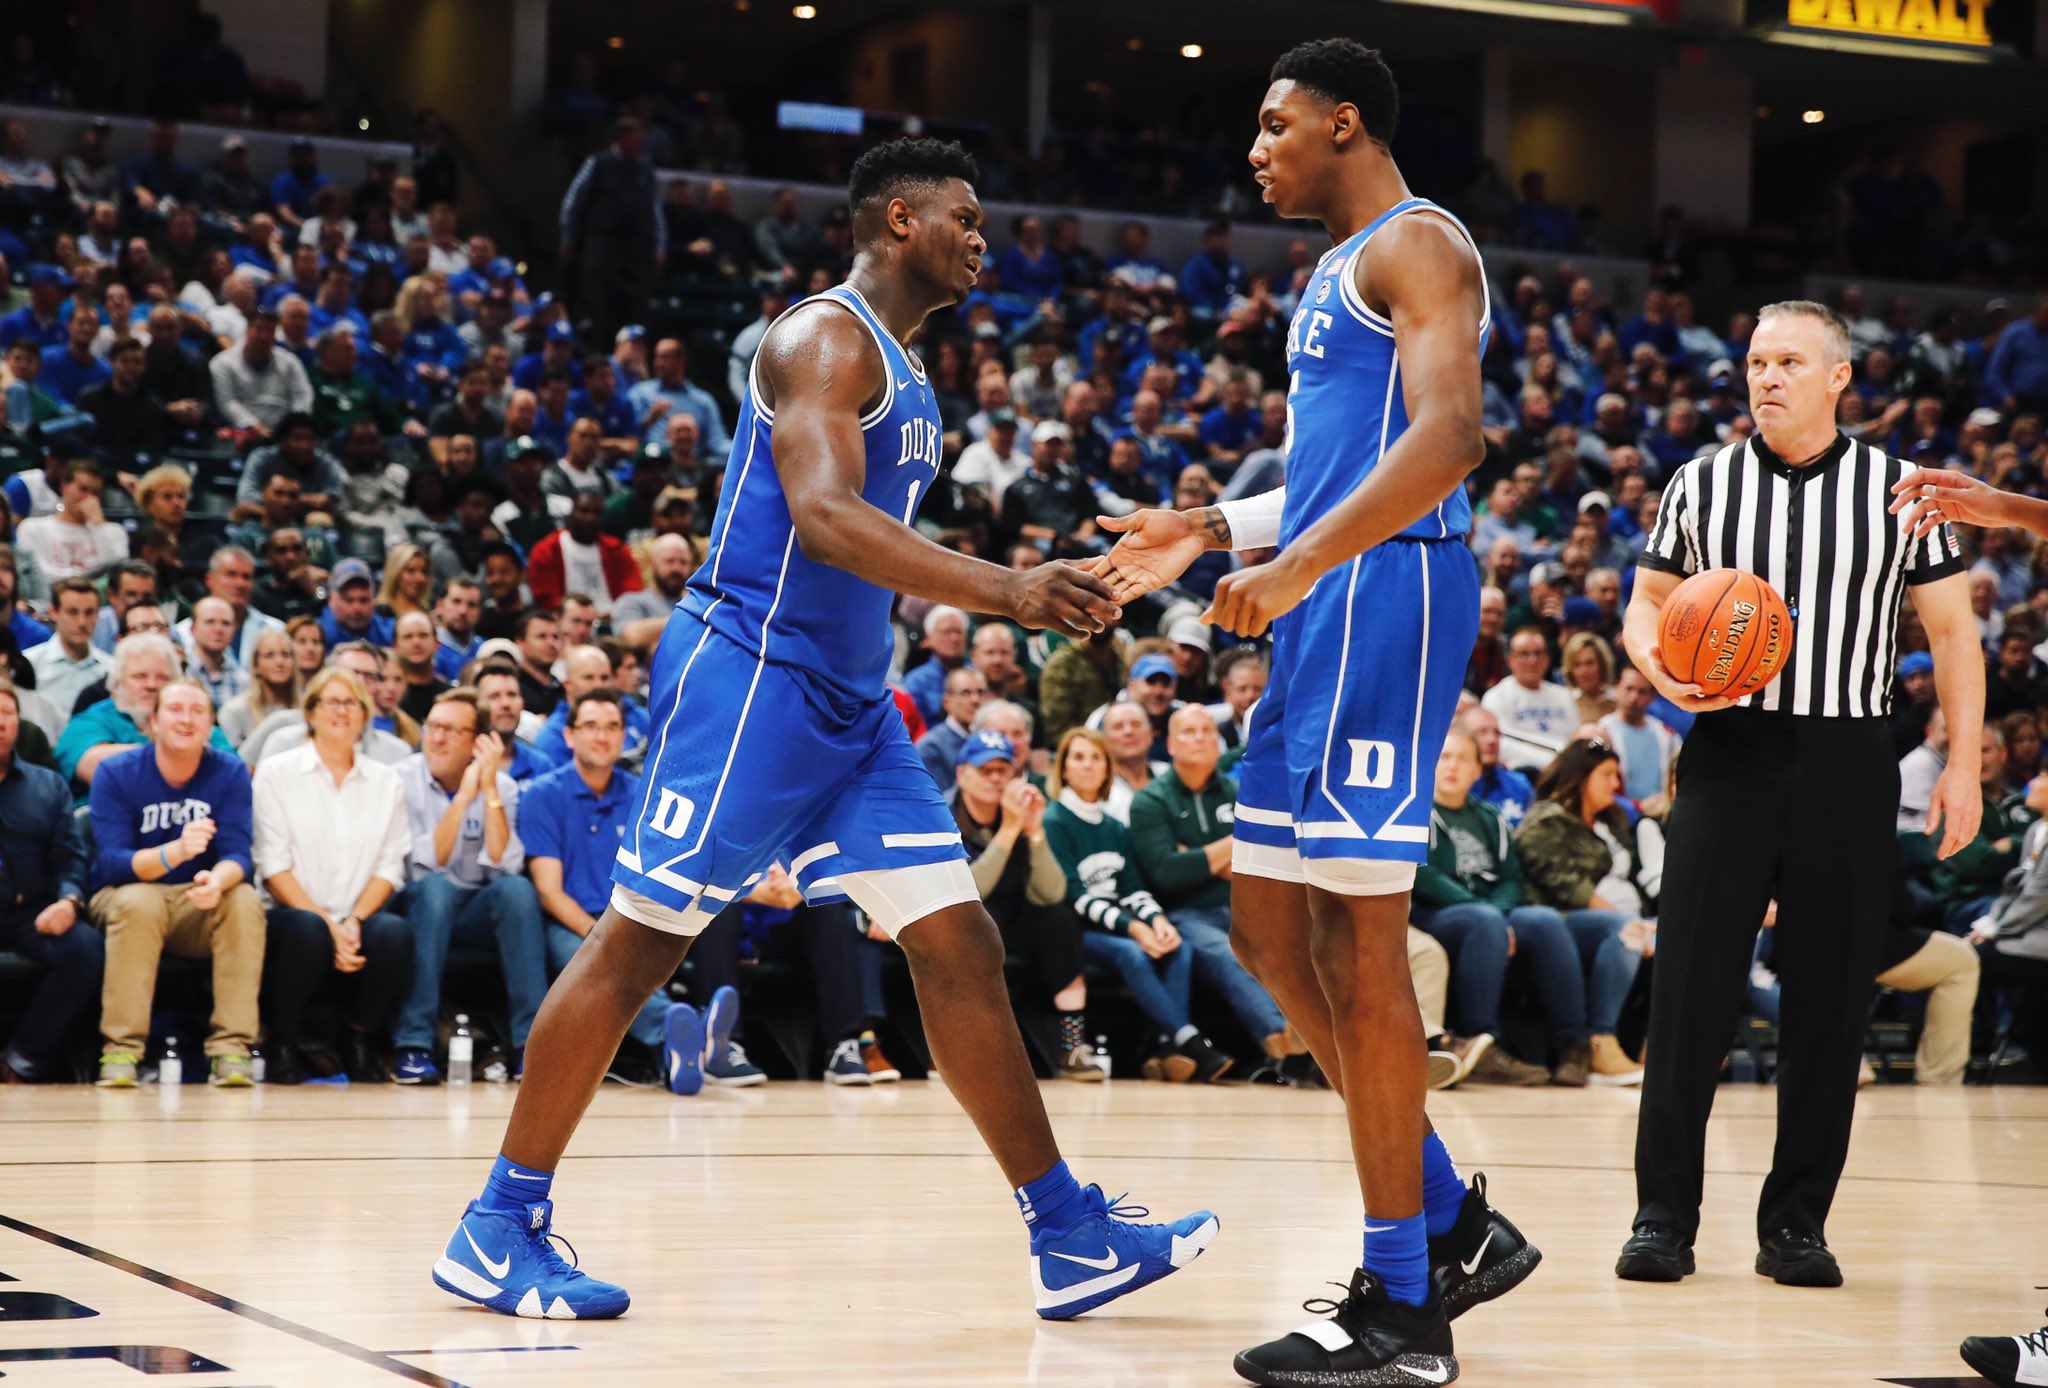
{"left": 433, "top": 1199, "right": 631, "bottom": 1320}
{"left": 1030, "top": 1186, "right": 1220, "bottom": 1319}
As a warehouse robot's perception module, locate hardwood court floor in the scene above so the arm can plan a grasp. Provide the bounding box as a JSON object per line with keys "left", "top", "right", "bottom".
{"left": 0, "top": 1077, "right": 2038, "bottom": 1387}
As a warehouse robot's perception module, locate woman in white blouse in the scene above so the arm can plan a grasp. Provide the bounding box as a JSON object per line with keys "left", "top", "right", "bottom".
{"left": 252, "top": 667, "right": 414, "bottom": 1084}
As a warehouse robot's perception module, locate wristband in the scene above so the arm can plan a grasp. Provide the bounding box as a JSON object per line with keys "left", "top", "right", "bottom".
{"left": 1214, "top": 489, "right": 1285, "bottom": 550}
{"left": 158, "top": 845, "right": 173, "bottom": 873}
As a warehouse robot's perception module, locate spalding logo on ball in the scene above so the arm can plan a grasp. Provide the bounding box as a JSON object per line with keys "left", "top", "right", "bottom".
{"left": 1657, "top": 568, "right": 1792, "bottom": 699}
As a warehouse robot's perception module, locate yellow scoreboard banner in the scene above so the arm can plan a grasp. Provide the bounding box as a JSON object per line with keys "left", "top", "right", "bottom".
{"left": 1785, "top": 0, "right": 1992, "bottom": 46}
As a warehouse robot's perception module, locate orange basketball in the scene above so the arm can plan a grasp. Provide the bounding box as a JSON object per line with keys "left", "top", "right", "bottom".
{"left": 1656, "top": 568, "right": 1793, "bottom": 699}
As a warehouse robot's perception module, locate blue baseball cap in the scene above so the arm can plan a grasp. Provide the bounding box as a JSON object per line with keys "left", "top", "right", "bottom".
{"left": 487, "top": 256, "right": 516, "bottom": 280}
{"left": 1131, "top": 652, "right": 1177, "bottom": 683}
{"left": 29, "top": 264, "right": 74, "bottom": 290}
{"left": 1562, "top": 596, "right": 1601, "bottom": 626}
{"left": 1897, "top": 651, "right": 1934, "bottom": 678}
{"left": 546, "top": 320, "right": 577, "bottom": 344}
{"left": 956, "top": 729, "right": 1017, "bottom": 769}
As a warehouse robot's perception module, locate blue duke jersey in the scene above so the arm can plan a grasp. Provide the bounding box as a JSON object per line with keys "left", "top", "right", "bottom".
{"left": 1280, "top": 197, "right": 1487, "bottom": 546}
{"left": 1233, "top": 199, "right": 1490, "bottom": 867}
{"left": 614, "top": 284, "right": 970, "bottom": 929}
{"left": 684, "top": 283, "right": 943, "bottom": 704}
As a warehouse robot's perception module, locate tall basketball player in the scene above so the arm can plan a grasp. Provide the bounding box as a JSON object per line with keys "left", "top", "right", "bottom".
{"left": 1095, "top": 40, "right": 1537, "bottom": 1386}
{"left": 430, "top": 140, "right": 1217, "bottom": 1322}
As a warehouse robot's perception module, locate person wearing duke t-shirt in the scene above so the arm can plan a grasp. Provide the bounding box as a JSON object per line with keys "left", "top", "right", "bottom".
{"left": 88, "top": 678, "right": 263, "bottom": 1089}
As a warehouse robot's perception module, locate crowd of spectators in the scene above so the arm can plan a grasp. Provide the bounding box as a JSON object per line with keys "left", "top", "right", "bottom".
{"left": 0, "top": 95, "right": 2041, "bottom": 1089}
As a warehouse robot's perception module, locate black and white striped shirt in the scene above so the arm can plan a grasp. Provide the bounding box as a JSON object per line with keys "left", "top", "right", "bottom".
{"left": 1637, "top": 433, "right": 1965, "bottom": 718}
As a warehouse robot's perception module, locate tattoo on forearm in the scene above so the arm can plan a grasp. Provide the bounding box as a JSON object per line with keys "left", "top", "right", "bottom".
{"left": 1197, "top": 506, "right": 1232, "bottom": 548}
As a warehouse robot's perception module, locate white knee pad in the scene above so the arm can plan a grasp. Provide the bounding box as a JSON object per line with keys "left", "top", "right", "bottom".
{"left": 1302, "top": 857, "right": 1417, "bottom": 897}
{"left": 837, "top": 860, "right": 982, "bottom": 939}
{"left": 1232, "top": 839, "right": 1307, "bottom": 884}
{"left": 609, "top": 885, "right": 719, "bottom": 937}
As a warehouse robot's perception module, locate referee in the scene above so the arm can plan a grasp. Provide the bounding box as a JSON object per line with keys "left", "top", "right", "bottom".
{"left": 1615, "top": 300, "right": 1984, "bottom": 1289}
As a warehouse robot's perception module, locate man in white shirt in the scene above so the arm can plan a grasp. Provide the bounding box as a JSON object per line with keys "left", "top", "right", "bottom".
{"left": 206, "top": 310, "right": 312, "bottom": 438}
{"left": 1898, "top": 707, "right": 1948, "bottom": 834}
{"left": 27, "top": 578, "right": 111, "bottom": 735}
{"left": 955, "top": 410, "right": 1036, "bottom": 509}
{"left": 16, "top": 457, "right": 127, "bottom": 582}
{"left": 1480, "top": 628, "right": 1581, "bottom": 772}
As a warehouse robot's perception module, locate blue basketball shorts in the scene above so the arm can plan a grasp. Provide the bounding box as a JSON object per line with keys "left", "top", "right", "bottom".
{"left": 1232, "top": 536, "right": 1479, "bottom": 865}
{"left": 612, "top": 612, "right": 968, "bottom": 931}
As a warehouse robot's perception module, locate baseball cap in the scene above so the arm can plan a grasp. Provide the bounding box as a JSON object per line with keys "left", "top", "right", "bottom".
{"left": 1167, "top": 615, "right": 1211, "bottom": 652}
{"left": 330, "top": 557, "right": 374, "bottom": 591}
{"left": 1031, "top": 419, "right": 1072, "bottom": 446}
{"left": 1216, "top": 319, "right": 1248, "bottom": 339}
{"left": 506, "top": 435, "right": 553, "bottom": 462}
{"left": 1529, "top": 560, "right": 1566, "bottom": 588}
{"left": 1968, "top": 407, "right": 2003, "bottom": 430}
{"left": 475, "top": 637, "right": 523, "bottom": 666}
{"left": 956, "top": 729, "right": 1018, "bottom": 769}
{"left": 1578, "top": 490, "right": 1612, "bottom": 514}
{"left": 546, "top": 320, "right": 577, "bottom": 344}
{"left": 1146, "top": 315, "right": 1176, "bottom": 336}
{"left": 1562, "top": 596, "right": 1600, "bottom": 626}
{"left": 987, "top": 407, "right": 1017, "bottom": 429}
{"left": 220, "top": 133, "right": 247, "bottom": 153}
{"left": 533, "top": 291, "right": 558, "bottom": 314}
{"left": 1897, "top": 651, "right": 1934, "bottom": 678}
{"left": 28, "top": 264, "right": 74, "bottom": 290}
{"left": 1709, "top": 372, "right": 1734, "bottom": 391}
{"left": 1132, "top": 652, "right": 1178, "bottom": 683}
{"left": 633, "top": 442, "right": 671, "bottom": 470}
{"left": 615, "top": 324, "right": 646, "bottom": 345}
{"left": 487, "top": 256, "right": 516, "bottom": 280}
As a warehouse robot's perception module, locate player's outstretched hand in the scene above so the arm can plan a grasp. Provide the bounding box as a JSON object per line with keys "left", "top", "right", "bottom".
{"left": 1011, "top": 560, "right": 1122, "bottom": 638}
{"left": 1095, "top": 508, "right": 1212, "bottom": 603}
{"left": 1889, "top": 466, "right": 2014, "bottom": 538}
{"left": 1636, "top": 641, "right": 1739, "bottom": 716}
{"left": 1201, "top": 554, "right": 1315, "bottom": 639}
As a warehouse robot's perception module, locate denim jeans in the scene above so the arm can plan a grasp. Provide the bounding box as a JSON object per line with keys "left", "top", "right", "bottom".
{"left": 391, "top": 876, "right": 549, "bottom": 1052}
{"left": 1170, "top": 905, "right": 1288, "bottom": 1039}
{"left": 1413, "top": 901, "right": 1589, "bottom": 1044}
{"left": 544, "top": 923, "right": 671, "bottom": 1047}
{"left": 1081, "top": 928, "right": 1193, "bottom": 1033}
{"left": 1564, "top": 908, "right": 1641, "bottom": 1034}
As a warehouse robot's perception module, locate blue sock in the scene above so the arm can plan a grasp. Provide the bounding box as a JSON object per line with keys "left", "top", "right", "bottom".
{"left": 1016, "top": 1159, "right": 1087, "bottom": 1236}
{"left": 479, "top": 1153, "right": 553, "bottom": 1216}
{"left": 1420, "top": 1131, "right": 1466, "bottom": 1238}
{"left": 1363, "top": 1212, "right": 1430, "bottom": 1306}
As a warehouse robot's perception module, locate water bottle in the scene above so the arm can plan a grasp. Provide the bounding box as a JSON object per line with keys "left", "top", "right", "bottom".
{"left": 447, "top": 1015, "right": 474, "bottom": 1087}
{"left": 1092, "top": 1034, "right": 1112, "bottom": 1079}
{"left": 250, "top": 1045, "right": 266, "bottom": 1085}
{"left": 159, "top": 1036, "right": 183, "bottom": 1087}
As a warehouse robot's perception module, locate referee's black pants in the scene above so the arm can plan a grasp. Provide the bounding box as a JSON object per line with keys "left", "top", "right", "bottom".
{"left": 1633, "top": 708, "right": 1897, "bottom": 1244}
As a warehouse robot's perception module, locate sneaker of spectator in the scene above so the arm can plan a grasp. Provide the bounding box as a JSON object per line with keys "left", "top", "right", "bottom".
{"left": 860, "top": 1030, "right": 902, "bottom": 1083}
{"left": 825, "top": 1037, "right": 873, "bottom": 1086}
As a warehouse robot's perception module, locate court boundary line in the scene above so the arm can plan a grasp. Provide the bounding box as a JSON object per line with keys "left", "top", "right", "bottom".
{"left": 0, "top": 1212, "right": 468, "bottom": 1388}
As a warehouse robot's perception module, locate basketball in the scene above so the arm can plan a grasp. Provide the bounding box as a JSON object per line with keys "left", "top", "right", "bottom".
{"left": 1657, "top": 568, "right": 1793, "bottom": 699}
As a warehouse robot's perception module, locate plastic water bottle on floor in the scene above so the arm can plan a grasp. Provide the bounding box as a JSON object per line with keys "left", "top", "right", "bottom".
{"left": 159, "top": 1036, "right": 183, "bottom": 1087}
{"left": 250, "top": 1045, "right": 266, "bottom": 1085}
{"left": 1093, "top": 1034, "right": 1112, "bottom": 1079}
{"left": 448, "top": 1016, "right": 473, "bottom": 1087}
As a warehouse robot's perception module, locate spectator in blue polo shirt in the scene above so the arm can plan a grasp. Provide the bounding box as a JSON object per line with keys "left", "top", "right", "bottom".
{"left": 319, "top": 559, "right": 397, "bottom": 648}
{"left": 630, "top": 337, "right": 730, "bottom": 453}
{"left": 521, "top": 688, "right": 675, "bottom": 1074}
{"left": 1197, "top": 375, "right": 1262, "bottom": 470}
{"left": 432, "top": 576, "right": 484, "bottom": 682}
{"left": 528, "top": 644, "right": 650, "bottom": 773}
{"left": 270, "top": 138, "right": 331, "bottom": 235}
{"left": 513, "top": 319, "right": 580, "bottom": 391}
{"left": 996, "top": 214, "right": 1065, "bottom": 304}
{"left": 570, "top": 356, "right": 638, "bottom": 442}
{"left": 1179, "top": 220, "right": 1248, "bottom": 324}
{"left": 38, "top": 308, "right": 109, "bottom": 405}
{"left": 0, "top": 684, "right": 96, "bottom": 1084}
{"left": 388, "top": 688, "right": 547, "bottom": 1084}
{"left": 0, "top": 265, "right": 72, "bottom": 351}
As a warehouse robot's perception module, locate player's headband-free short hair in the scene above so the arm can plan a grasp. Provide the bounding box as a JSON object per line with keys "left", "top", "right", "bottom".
{"left": 846, "top": 138, "right": 980, "bottom": 226}
{"left": 1269, "top": 38, "right": 1400, "bottom": 147}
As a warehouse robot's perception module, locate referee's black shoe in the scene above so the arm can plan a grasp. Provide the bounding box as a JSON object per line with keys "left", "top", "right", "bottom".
{"left": 1755, "top": 1228, "right": 1842, "bottom": 1287}
{"left": 1614, "top": 1221, "right": 1695, "bottom": 1282}
{"left": 1234, "top": 1269, "right": 1457, "bottom": 1387}
{"left": 1428, "top": 1173, "right": 1541, "bottom": 1319}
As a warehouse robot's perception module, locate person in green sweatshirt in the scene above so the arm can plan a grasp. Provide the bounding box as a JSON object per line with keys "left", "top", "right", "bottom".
{"left": 1042, "top": 727, "right": 1230, "bottom": 1082}
{"left": 1416, "top": 728, "right": 1600, "bottom": 1088}
{"left": 1128, "top": 704, "right": 1297, "bottom": 1063}
{"left": 1930, "top": 722, "right": 2025, "bottom": 933}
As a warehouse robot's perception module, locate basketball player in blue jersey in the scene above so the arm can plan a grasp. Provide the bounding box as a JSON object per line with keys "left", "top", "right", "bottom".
{"left": 1095, "top": 40, "right": 1538, "bottom": 1386}
{"left": 430, "top": 139, "right": 1218, "bottom": 1324}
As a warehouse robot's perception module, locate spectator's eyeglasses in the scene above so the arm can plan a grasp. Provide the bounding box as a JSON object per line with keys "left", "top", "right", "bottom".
{"left": 313, "top": 696, "right": 362, "bottom": 712}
